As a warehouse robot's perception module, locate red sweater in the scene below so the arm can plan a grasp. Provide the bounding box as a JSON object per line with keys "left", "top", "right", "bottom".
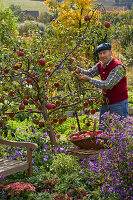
{"left": 97, "top": 58, "right": 128, "bottom": 105}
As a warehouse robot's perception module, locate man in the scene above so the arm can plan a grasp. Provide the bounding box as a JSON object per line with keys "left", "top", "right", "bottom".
{"left": 76, "top": 43, "right": 128, "bottom": 128}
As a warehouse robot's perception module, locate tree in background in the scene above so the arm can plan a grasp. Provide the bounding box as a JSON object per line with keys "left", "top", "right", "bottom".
{"left": 0, "top": 8, "right": 18, "bottom": 46}
{"left": 44, "top": 0, "right": 96, "bottom": 31}
{"left": 9, "top": 4, "right": 26, "bottom": 22}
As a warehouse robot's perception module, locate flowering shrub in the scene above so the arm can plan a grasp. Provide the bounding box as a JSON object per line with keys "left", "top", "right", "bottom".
{"left": 80, "top": 113, "right": 133, "bottom": 199}
{"left": 4, "top": 182, "right": 35, "bottom": 197}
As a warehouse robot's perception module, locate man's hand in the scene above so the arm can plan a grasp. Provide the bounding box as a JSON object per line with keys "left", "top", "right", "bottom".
{"left": 78, "top": 74, "right": 90, "bottom": 82}
{"left": 75, "top": 67, "right": 81, "bottom": 74}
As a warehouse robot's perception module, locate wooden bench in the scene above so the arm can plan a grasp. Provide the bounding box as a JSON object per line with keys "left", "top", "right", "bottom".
{"left": 0, "top": 138, "right": 38, "bottom": 177}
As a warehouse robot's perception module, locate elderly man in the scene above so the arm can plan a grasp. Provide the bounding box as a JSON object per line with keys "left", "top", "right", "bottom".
{"left": 76, "top": 43, "right": 128, "bottom": 128}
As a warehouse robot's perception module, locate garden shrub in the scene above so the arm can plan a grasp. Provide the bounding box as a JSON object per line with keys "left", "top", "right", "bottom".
{"left": 17, "top": 20, "right": 46, "bottom": 36}
{"left": 50, "top": 153, "right": 79, "bottom": 177}
{"left": 9, "top": 4, "right": 26, "bottom": 22}
{"left": 38, "top": 11, "right": 53, "bottom": 24}
{"left": 0, "top": 8, "right": 18, "bottom": 46}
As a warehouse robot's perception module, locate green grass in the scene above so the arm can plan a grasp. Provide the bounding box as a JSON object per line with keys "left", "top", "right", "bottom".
{"left": 1, "top": 0, "right": 48, "bottom": 13}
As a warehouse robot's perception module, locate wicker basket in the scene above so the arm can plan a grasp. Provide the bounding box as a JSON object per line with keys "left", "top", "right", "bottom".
{"left": 67, "top": 134, "right": 106, "bottom": 150}
{"left": 68, "top": 118, "right": 107, "bottom": 150}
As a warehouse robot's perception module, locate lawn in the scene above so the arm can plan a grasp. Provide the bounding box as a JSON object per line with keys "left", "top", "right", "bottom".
{"left": 2, "top": 0, "right": 48, "bottom": 13}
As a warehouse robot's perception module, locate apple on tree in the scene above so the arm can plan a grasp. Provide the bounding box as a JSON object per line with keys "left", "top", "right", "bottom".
{"left": 18, "top": 50, "right": 24, "bottom": 57}
{"left": 104, "top": 22, "right": 110, "bottom": 28}
{"left": 39, "top": 59, "right": 46, "bottom": 66}
{"left": 9, "top": 90, "right": 15, "bottom": 97}
{"left": 34, "top": 119, "right": 39, "bottom": 125}
{"left": 8, "top": 113, "right": 15, "bottom": 118}
{"left": 84, "top": 15, "right": 90, "bottom": 21}
{"left": 25, "top": 78, "right": 31, "bottom": 84}
{"left": 23, "top": 99, "right": 29, "bottom": 105}
{"left": 19, "top": 105, "right": 25, "bottom": 110}
{"left": 90, "top": 109, "right": 96, "bottom": 115}
{"left": 54, "top": 82, "right": 59, "bottom": 88}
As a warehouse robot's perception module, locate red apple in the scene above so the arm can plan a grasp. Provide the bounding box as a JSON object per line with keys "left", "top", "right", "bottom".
{"left": 45, "top": 69, "right": 51, "bottom": 76}
{"left": 25, "top": 78, "right": 31, "bottom": 84}
{"left": 83, "top": 102, "right": 88, "bottom": 108}
{"left": 34, "top": 119, "right": 39, "bottom": 125}
{"left": 53, "top": 118, "right": 58, "bottom": 123}
{"left": 84, "top": 15, "right": 90, "bottom": 21}
{"left": 86, "top": 131, "right": 93, "bottom": 137}
{"left": 90, "top": 109, "right": 96, "bottom": 114}
{"left": 46, "top": 103, "right": 53, "bottom": 110}
{"left": 8, "top": 113, "right": 15, "bottom": 118}
{"left": 18, "top": 51, "right": 24, "bottom": 57}
{"left": 0, "top": 97, "right": 4, "bottom": 103}
{"left": 54, "top": 82, "right": 59, "bottom": 88}
{"left": 13, "top": 64, "right": 19, "bottom": 70}
{"left": 105, "top": 22, "right": 110, "bottom": 28}
{"left": 39, "top": 121, "right": 44, "bottom": 126}
{"left": 19, "top": 105, "right": 25, "bottom": 110}
{"left": 4, "top": 68, "right": 9, "bottom": 74}
{"left": 96, "top": 130, "right": 103, "bottom": 135}
{"left": 9, "top": 90, "right": 15, "bottom": 97}
{"left": 23, "top": 99, "right": 29, "bottom": 105}
{"left": 79, "top": 134, "right": 85, "bottom": 139}
{"left": 39, "top": 59, "right": 46, "bottom": 66}
{"left": 86, "top": 122, "right": 90, "bottom": 127}
{"left": 70, "top": 135, "right": 79, "bottom": 140}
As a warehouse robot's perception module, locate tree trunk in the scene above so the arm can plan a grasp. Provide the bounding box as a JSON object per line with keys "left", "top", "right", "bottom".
{"left": 43, "top": 107, "right": 57, "bottom": 150}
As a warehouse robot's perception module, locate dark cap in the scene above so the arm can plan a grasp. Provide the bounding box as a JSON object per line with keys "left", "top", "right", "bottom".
{"left": 95, "top": 43, "right": 111, "bottom": 54}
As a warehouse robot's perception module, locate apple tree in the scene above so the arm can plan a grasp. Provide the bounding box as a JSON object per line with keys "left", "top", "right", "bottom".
{"left": 0, "top": 4, "right": 111, "bottom": 149}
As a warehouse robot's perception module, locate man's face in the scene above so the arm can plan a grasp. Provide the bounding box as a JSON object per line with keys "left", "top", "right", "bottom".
{"left": 98, "top": 50, "right": 112, "bottom": 65}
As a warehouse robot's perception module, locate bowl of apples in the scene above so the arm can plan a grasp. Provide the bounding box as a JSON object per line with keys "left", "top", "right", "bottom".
{"left": 68, "top": 130, "right": 106, "bottom": 150}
